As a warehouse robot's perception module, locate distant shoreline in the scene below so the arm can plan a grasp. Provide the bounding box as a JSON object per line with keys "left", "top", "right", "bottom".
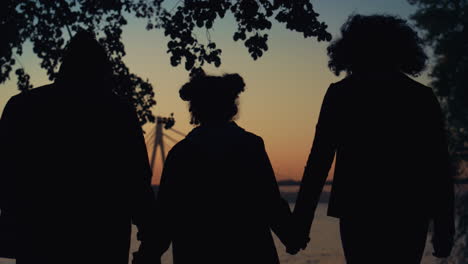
{"left": 150, "top": 182, "right": 331, "bottom": 204}
{"left": 277, "top": 179, "right": 333, "bottom": 186}
{"left": 150, "top": 180, "right": 332, "bottom": 189}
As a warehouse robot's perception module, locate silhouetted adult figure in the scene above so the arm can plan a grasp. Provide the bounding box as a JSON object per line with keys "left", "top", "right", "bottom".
{"left": 0, "top": 31, "right": 156, "bottom": 264}
{"left": 292, "top": 15, "right": 455, "bottom": 263}
{"left": 140, "top": 71, "right": 292, "bottom": 263}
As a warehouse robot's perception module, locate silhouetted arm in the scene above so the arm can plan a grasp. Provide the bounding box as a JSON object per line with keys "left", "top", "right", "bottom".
{"left": 151, "top": 148, "right": 178, "bottom": 256}
{"left": 0, "top": 97, "right": 24, "bottom": 206}
{"left": 0, "top": 96, "right": 22, "bottom": 258}
{"left": 426, "top": 90, "right": 454, "bottom": 258}
{"left": 252, "top": 137, "right": 292, "bottom": 247}
{"left": 0, "top": 121, "right": 5, "bottom": 214}
{"left": 133, "top": 145, "right": 178, "bottom": 263}
{"left": 293, "top": 84, "right": 338, "bottom": 244}
{"left": 123, "top": 105, "right": 159, "bottom": 263}
{"left": 130, "top": 121, "right": 156, "bottom": 229}
{"left": 0, "top": 99, "right": 15, "bottom": 216}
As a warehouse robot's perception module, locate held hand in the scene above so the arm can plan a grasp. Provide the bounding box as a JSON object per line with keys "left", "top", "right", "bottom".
{"left": 132, "top": 242, "right": 162, "bottom": 264}
{"left": 432, "top": 216, "right": 455, "bottom": 258}
{"left": 286, "top": 236, "right": 310, "bottom": 255}
{"left": 286, "top": 246, "right": 300, "bottom": 255}
{"left": 284, "top": 219, "right": 310, "bottom": 255}
{"left": 432, "top": 234, "right": 453, "bottom": 258}
{"left": 132, "top": 251, "right": 162, "bottom": 264}
{"left": 284, "top": 213, "right": 311, "bottom": 255}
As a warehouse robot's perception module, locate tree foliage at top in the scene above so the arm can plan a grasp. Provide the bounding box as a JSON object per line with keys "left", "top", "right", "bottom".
{"left": 0, "top": 0, "right": 161, "bottom": 125}
{"left": 1, "top": 0, "right": 331, "bottom": 125}
{"left": 409, "top": 0, "right": 468, "bottom": 158}
{"left": 160, "top": 0, "right": 331, "bottom": 72}
{"left": 409, "top": 1, "right": 468, "bottom": 263}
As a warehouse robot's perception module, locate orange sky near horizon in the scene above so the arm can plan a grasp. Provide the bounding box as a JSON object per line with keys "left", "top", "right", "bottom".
{"left": 0, "top": 0, "right": 431, "bottom": 185}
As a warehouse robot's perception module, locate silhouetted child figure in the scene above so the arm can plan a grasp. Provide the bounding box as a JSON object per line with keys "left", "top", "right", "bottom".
{"left": 0, "top": 31, "right": 156, "bottom": 264}
{"left": 292, "top": 14, "right": 455, "bottom": 263}
{"left": 137, "top": 71, "right": 292, "bottom": 263}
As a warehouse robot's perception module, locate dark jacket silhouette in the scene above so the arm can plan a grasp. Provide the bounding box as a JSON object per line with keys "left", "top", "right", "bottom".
{"left": 0, "top": 32, "right": 156, "bottom": 264}
{"left": 293, "top": 71, "right": 455, "bottom": 262}
{"left": 0, "top": 84, "right": 155, "bottom": 264}
{"left": 153, "top": 122, "right": 291, "bottom": 264}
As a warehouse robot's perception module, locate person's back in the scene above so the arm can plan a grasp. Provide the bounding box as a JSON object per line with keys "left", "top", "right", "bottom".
{"left": 292, "top": 15, "right": 454, "bottom": 263}
{"left": 145, "top": 72, "right": 292, "bottom": 264}
{"left": 163, "top": 123, "right": 282, "bottom": 263}
{"left": 3, "top": 86, "right": 135, "bottom": 263}
{"left": 327, "top": 71, "right": 449, "bottom": 218}
{"left": 0, "top": 32, "right": 156, "bottom": 264}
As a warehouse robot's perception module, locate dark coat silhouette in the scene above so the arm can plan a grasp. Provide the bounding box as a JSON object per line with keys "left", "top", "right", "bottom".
{"left": 0, "top": 83, "right": 156, "bottom": 264}
{"left": 293, "top": 71, "right": 455, "bottom": 262}
{"left": 0, "top": 120, "right": 16, "bottom": 259}
{"left": 153, "top": 122, "right": 291, "bottom": 264}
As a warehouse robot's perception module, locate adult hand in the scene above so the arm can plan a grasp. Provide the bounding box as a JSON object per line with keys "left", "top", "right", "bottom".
{"left": 282, "top": 212, "right": 311, "bottom": 255}
{"left": 432, "top": 215, "right": 455, "bottom": 258}
{"left": 132, "top": 251, "right": 162, "bottom": 264}
{"left": 286, "top": 236, "right": 310, "bottom": 255}
{"left": 432, "top": 234, "right": 453, "bottom": 258}
{"left": 132, "top": 242, "right": 162, "bottom": 264}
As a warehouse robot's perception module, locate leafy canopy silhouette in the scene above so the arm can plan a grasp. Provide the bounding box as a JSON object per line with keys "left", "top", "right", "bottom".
{"left": 409, "top": 0, "right": 467, "bottom": 157}
{"left": 409, "top": 1, "right": 468, "bottom": 263}
{"left": 0, "top": 0, "right": 331, "bottom": 125}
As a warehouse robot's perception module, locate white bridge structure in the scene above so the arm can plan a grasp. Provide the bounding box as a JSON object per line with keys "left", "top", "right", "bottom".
{"left": 145, "top": 115, "right": 186, "bottom": 182}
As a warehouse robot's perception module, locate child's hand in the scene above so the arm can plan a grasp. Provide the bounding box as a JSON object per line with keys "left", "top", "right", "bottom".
{"left": 132, "top": 243, "right": 162, "bottom": 264}
{"left": 432, "top": 233, "right": 453, "bottom": 258}
{"left": 132, "top": 251, "right": 161, "bottom": 264}
{"left": 286, "top": 235, "right": 310, "bottom": 255}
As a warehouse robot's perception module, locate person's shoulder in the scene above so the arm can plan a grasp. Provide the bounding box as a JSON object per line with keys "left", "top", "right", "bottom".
{"left": 331, "top": 77, "right": 351, "bottom": 88}
{"left": 165, "top": 138, "right": 191, "bottom": 161}
{"left": 172, "top": 138, "right": 189, "bottom": 149}
{"left": 398, "top": 73, "right": 428, "bottom": 88}
{"left": 326, "top": 77, "right": 352, "bottom": 95}
{"left": 6, "top": 84, "right": 55, "bottom": 107}
{"left": 243, "top": 131, "right": 263, "bottom": 142}
{"left": 238, "top": 129, "right": 265, "bottom": 148}
{"left": 30, "top": 83, "right": 56, "bottom": 94}
{"left": 398, "top": 73, "right": 436, "bottom": 98}
{"left": 330, "top": 74, "right": 377, "bottom": 90}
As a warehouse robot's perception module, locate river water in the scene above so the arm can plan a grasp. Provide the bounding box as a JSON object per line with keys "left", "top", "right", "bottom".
{"left": 0, "top": 200, "right": 439, "bottom": 264}
{"left": 146, "top": 202, "right": 438, "bottom": 264}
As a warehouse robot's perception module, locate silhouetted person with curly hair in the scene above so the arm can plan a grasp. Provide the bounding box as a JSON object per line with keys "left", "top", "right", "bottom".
{"left": 292, "top": 14, "right": 455, "bottom": 263}
{"left": 135, "top": 71, "right": 292, "bottom": 264}
{"left": 0, "top": 31, "right": 156, "bottom": 264}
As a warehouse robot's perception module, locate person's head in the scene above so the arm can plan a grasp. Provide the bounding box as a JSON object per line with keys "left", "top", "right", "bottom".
{"left": 327, "top": 14, "right": 427, "bottom": 76}
{"left": 57, "top": 30, "right": 113, "bottom": 89}
{"left": 179, "top": 70, "right": 246, "bottom": 126}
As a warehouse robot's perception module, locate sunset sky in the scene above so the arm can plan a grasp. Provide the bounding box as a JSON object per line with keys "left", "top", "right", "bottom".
{"left": 0, "top": 0, "right": 431, "bottom": 184}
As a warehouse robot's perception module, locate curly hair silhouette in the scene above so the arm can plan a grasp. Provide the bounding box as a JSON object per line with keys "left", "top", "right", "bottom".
{"left": 327, "top": 14, "right": 427, "bottom": 76}
{"left": 179, "top": 70, "right": 245, "bottom": 125}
